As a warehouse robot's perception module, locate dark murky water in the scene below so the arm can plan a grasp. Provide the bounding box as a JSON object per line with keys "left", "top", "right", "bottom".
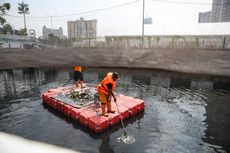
{"left": 0, "top": 67, "right": 230, "bottom": 153}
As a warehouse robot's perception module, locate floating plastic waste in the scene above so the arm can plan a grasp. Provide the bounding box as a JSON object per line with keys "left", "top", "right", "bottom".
{"left": 117, "top": 133, "right": 136, "bottom": 144}
{"left": 55, "top": 87, "right": 97, "bottom": 108}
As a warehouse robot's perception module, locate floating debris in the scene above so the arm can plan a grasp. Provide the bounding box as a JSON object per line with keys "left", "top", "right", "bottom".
{"left": 117, "top": 133, "right": 136, "bottom": 144}
{"left": 55, "top": 87, "right": 97, "bottom": 107}
{"left": 69, "top": 88, "right": 94, "bottom": 101}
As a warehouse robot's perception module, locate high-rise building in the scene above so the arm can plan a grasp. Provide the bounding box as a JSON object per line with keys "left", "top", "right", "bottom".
{"left": 42, "top": 26, "right": 65, "bottom": 39}
{"left": 67, "top": 17, "right": 97, "bottom": 39}
{"left": 199, "top": 0, "right": 230, "bottom": 23}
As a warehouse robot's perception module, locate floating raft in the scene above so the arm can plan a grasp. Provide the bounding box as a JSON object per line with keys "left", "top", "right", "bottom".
{"left": 41, "top": 86, "right": 144, "bottom": 133}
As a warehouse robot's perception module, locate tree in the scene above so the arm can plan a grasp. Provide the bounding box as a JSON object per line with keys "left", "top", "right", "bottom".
{"left": 48, "top": 33, "right": 59, "bottom": 45}
{"left": 0, "top": 3, "right": 11, "bottom": 26}
{"left": 2, "top": 24, "right": 12, "bottom": 34}
{"left": 18, "top": 1, "right": 29, "bottom": 30}
{"left": 15, "top": 28, "right": 27, "bottom": 36}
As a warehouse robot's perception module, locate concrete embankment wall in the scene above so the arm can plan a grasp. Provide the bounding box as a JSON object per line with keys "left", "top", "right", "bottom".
{"left": 0, "top": 48, "right": 230, "bottom": 77}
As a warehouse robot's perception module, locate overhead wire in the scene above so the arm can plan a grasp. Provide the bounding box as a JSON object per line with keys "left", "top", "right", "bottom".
{"left": 6, "top": 0, "right": 229, "bottom": 21}
{"left": 151, "top": 0, "right": 229, "bottom": 5}
{"left": 5, "top": 0, "right": 229, "bottom": 36}
{"left": 5, "top": 0, "right": 229, "bottom": 20}
{"left": 5, "top": 0, "right": 141, "bottom": 19}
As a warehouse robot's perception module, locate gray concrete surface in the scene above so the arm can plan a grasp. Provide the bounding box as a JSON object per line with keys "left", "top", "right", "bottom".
{"left": 0, "top": 48, "right": 230, "bottom": 77}
{"left": 0, "top": 132, "right": 79, "bottom": 153}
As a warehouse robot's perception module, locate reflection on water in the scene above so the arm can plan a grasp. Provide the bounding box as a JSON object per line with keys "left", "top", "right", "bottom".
{"left": 0, "top": 67, "right": 230, "bottom": 153}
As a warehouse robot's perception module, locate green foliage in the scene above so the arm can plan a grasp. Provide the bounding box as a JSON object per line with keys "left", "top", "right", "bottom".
{"left": 2, "top": 24, "right": 12, "bottom": 34}
{"left": 18, "top": 1, "right": 29, "bottom": 29}
{"left": 0, "top": 17, "right": 6, "bottom": 26}
{"left": 0, "top": 3, "right": 10, "bottom": 14}
{"left": 15, "top": 28, "right": 28, "bottom": 36}
{"left": 0, "top": 3, "right": 11, "bottom": 26}
{"left": 18, "top": 2, "right": 29, "bottom": 14}
{"left": 48, "top": 33, "right": 59, "bottom": 45}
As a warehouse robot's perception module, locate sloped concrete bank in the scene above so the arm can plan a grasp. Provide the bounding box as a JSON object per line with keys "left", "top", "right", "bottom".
{"left": 0, "top": 48, "right": 230, "bottom": 77}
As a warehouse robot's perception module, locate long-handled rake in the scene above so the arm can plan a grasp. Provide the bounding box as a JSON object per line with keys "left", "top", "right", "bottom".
{"left": 114, "top": 99, "right": 127, "bottom": 137}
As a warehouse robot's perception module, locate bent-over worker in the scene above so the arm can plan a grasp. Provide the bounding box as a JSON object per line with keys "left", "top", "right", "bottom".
{"left": 97, "top": 72, "right": 119, "bottom": 117}
{"left": 74, "top": 66, "right": 84, "bottom": 88}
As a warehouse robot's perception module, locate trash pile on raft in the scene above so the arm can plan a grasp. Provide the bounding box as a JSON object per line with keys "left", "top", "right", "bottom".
{"left": 55, "top": 87, "right": 98, "bottom": 108}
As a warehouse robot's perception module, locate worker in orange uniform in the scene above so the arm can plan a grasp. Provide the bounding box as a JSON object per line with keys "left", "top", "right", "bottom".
{"left": 97, "top": 72, "right": 119, "bottom": 117}
{"left": 74, "top": 66, "right": 84, "bottom": 88}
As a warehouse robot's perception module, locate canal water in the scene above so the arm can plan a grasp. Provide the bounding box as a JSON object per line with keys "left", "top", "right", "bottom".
{"left": 0, "top": 67, "right": 230, "bottom": 153}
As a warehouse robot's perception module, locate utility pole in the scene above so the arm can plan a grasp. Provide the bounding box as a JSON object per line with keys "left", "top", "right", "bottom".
{"left": 142, "top": 0, "right": 145, "bottom": 48}
{"left": 50, "top": 16, "right": 53, "bottom": 32}
{"left": 12, "top": 25, "right": 15, "bottom": 40}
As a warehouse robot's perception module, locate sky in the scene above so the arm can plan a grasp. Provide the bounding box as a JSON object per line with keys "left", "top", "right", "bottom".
{"left": 2, "top": 0, "right": 230, "bottom": 37}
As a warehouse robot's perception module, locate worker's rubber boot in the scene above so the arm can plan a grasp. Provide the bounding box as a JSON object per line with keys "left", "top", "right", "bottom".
{"left": 101, "top": 104, "right": 108, "bottom": 117}
{"left": 81, "top": 81, "right": 85, "bottom": 88}
{"left": 79, "top": 81, "right": 85, "bottom": 88}
{"left": 107, "top": 101, "right": 115, "bottom": 113}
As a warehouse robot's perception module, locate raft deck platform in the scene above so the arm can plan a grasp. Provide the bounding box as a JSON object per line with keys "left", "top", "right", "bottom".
{"left": 41, "top": 86, "right": 144, "bottom": 133}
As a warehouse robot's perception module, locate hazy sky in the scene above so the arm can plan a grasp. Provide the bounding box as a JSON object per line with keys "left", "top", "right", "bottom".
{"left": 3, "top": 0, "right": 230, "bottom": 37}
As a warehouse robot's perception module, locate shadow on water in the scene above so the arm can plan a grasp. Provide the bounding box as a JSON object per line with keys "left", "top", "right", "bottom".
{"left": 42, "top": 102, "right": 144, "bottom": 153}
{"left": 42, "top": 103, "right": 144, "bottom": 136}
{"left": 0, "top": 67, "right": 230, "bottom": 153}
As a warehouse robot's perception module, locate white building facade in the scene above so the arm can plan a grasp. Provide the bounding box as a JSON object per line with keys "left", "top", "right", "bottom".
{"left": 42, "top": 26, "right": 65, "bottom": 39}
{"left": 199, "top": 0, "right": 230, "bottom": 23}
{"left": 67, "top": 17, "right": 97, "bottom": 39}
